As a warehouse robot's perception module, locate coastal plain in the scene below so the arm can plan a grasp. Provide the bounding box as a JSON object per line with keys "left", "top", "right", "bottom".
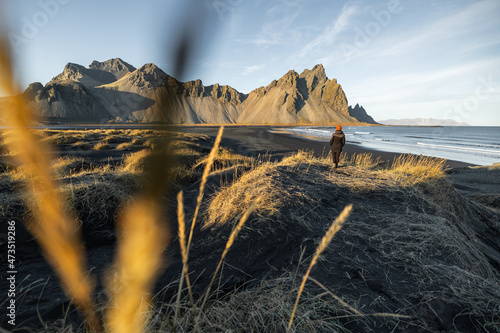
{"left": 1, "top": 126, "right": 499, "bottom": 332}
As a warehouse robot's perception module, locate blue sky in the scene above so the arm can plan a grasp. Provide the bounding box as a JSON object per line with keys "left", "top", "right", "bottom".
{"left": 1, "top": 0, "right": 499, "bottom": 125}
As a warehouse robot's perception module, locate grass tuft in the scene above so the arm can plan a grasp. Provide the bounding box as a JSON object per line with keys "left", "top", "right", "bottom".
{"left": 0, "top": 36, "right": 102, "bottom": 332}
{"left": 106, "top": 196, "right": 170, "bottom": 333}
{"left": 348, "top": 152, "right": 381, "bottom": 168}
{"left": 93, "top": 142, "right": 111, "bottom": 151}
{"left": 288, "top": 204, "right": 353, "bottom": 332}
{"left": 121, "top": 149, "right": 153, "bottom": 173}
{"left": 390, "top": 154, "right": 448, "bottom": 183}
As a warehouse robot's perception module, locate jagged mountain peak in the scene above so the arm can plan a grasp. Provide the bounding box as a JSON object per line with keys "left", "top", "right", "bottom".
{"left": 301, "top": 64, "right": 326, "bottom": 77}
{"left": 300, "top": 64, "right": 326, "bottom": 77}
{"left": 277, "top": 69, "right": 299, "bottom": 88}
{"left": 48, "top": 63, "right": 88, "bottom": 85}
{"left": 64, "top": 62, "right": 86, "bottom": 71}
{"left": 49, "top": 58, "right": 136, "bottom": 87}
{"left": 123, "top": 63, "right": 169, "bottom": 90}
{"left": 88, "top": 58, "right": 136, "bottom": 82}
{"left": 23, "top": 82, "right": 45, "bottom": 100}
{"left": 348, "top": 104, "right": 378, "bottom": 124}
{"left": 60, "top": 62, "right": 87, "bottom": 77}
{"left": 89, "top": 58, "right": 136, "bottom": 73}
{"left": 21, "top": 59, "right": 374, "bottom": 124}
{"left": 312, "top": 63, "right": 325, "bottom": 71}
{"left": 136, "top": 63, "right": 167, "bottom": 76}
{"left": 299, "top": 64, "right": 328, "bottom": 91}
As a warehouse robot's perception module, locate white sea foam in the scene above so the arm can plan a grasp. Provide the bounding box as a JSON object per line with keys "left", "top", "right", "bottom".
{"left": 282, "top": 125, "right": 500, "bottom": 165}
{"left": 416, "top": 142, "right": 500, "bottom": 156}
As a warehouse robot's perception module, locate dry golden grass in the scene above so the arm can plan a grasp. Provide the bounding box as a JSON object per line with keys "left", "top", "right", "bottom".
{"left": 348, "top": 152, "right": 381, "bottom": 168}
{"left": 2, "top": 122, "right": 498, "bottom": 332}
{"left": 206, "top": 150, "right": 385, "bottom": 229}
{"left": 288, "top": 204, "right": 353, "bottom": 331}
{"left": 0, "top": 37, "right": 102, "bottom": 332}
{"left": 187, "top": 127, "right": 224, "bottom": 247}
{"left": 72, "top": 140, "right": 92, "bottom": 150}
{"left": 143, "top": 139, "right": 157, "bottom": 150}
{"left": 175, "top": 190, "right": 190, "bottom": 321}
{"left": 50, "top": 156, "right": 89, "bottom": 177}
{"left": 103, "top": 134, "right": 129, "bottom": 144}
{"left": 121, "top": 149, "right": 153, "bottom": 173}
{"left": 1, "top": 37, "right": 178, "bottom": 333}
{"left": 1, "top": 129, "right": 46, "bottom": 155}
{"left": 127, "top": 129, "right": 153, "bottom": 136}
{"left": 131, "top": 137, "right": 146, "bottom": 145}
{"left": 207, "top": 151, "right": 364, "bottom": 229}
{"left": 106, "top": 196, "right": 170, "bottom": 333}
{"left": 390, "top": 154, "right": 447, "bottom": 183}
{"left": 173, "top": 127, "right": 224, "bottom": 323}
{"left": 174, "top": 147, "right": 203, "bottom": 165}
{"left": 93, "top": 141, "right": 111, "bottom": 150}
{"left": 205, "top": 161, "right": 282, "bottom": 228}
{"left": 115, "top": 141, "right": 137, "bottom": 151}
{"left": 194, "top": 147, "right": 254, "bottom": 172}
{"left": 194, "top": 204, "right": 255, "bottom": 331}
{"left": 144, "top": 273, "right": 351, "bottom": 332}
{"left": 105, "top": 138, "right": 174, "bottom": 332}
{"left": 2, "top": 27, "right": 498, "bottom": 332}
{"left": 42, "top": 132, "right": 81, "bottom": 145}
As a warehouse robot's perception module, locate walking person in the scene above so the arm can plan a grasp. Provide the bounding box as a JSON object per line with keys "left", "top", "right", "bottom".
{"left": 330, "top": 125, "right": 345, "bottom": 168}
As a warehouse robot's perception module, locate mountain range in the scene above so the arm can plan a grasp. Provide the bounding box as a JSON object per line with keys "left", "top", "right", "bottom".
{"left": 10, "top": 58, "right": 375, "bottom": 125}
{"left": 380, "top": 118, "right": 469, "bottom": 126}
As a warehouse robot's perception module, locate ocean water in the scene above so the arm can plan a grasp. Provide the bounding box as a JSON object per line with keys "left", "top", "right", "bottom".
{"left": 285, "top": 126, "right": 500, "bottom": 166}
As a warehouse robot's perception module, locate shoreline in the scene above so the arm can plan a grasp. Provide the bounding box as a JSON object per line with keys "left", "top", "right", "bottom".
{"left": 7, "top": 123, "right": 495, "bottom": 167}
{"left": 1, "top": 126, "right": 498, "bottom": 332}
{"left": 175, "top": 125, "right": 477, "bottom": 169}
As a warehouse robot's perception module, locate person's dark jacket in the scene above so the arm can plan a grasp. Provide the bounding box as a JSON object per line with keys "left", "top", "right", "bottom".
{"left": 330, "top": 130, "right": 346, "bottom": 152}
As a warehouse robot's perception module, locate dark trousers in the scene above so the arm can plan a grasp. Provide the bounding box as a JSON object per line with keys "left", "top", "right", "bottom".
{"left": 332, "top": 151, "right": 341, "bottom": 166}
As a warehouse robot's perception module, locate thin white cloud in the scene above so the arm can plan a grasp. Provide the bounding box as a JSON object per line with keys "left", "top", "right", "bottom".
{"left": 299, "top": 4, "right": 359, "bottom": 58}
{"left": 378, "top": 0, "right": 500, "bottom": 58}
{"left": 237, "top": 0, "right": 306, "bottom": 49}
{"left": 236, "top": 37, "right": 280, "bottom": 48}
{"left": 345, "top": 56, "right": 500, "bottom": 124}
{"left": 242, "top": 64, "right": 265, "bottom": 75}
{"left": 390, "top": 59, "right": 498, "bottom": 89}
{"left": 350, "top": 58, "right": 500, "bottom": 103}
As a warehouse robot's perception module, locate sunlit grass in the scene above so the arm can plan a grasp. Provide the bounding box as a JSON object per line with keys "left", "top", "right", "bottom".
{"left": 2, "top": 28, "right": 497, "bottom": 332}
{"left": 1, "top": 36, "right": 102, "bottom": 332}
{"left": 288, "top": 204, "right": 353, "bottom": 332}
{"left": 93, "top": 141, "right": 111, "bottom": 150}
{"left": 390, "top": 154, "right": 448, "bottom": 183}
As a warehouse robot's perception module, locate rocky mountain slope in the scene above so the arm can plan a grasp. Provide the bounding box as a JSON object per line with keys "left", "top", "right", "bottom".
{"left": 348, "top": 103, "right": 378, "bottom": 124}
{"left": 237, "top": 65, "right": 354, "bottom": 124}
{"left": 16, "top": 59, "right": 372, "bottom": 124}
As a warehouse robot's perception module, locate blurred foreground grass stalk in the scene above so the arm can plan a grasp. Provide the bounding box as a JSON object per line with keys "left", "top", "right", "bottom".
{"left": 1, "top": 37, "right": 172, "bottom": 333}
{"left": 0, "top": 37, "right": 102, "bottom": 331}
{"left": 288, "top": 204, "right": 353, "bottom": 332}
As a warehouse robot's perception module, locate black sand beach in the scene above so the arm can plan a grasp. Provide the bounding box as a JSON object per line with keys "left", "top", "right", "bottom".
{"left": 1, "top": 126, "right": 499, "bottom": 332}
{"left": 174, "top": 125, "right": 475, "bottom": 168}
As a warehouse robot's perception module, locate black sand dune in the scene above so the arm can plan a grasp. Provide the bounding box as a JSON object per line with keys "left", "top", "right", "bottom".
{"left": 1, "top": 126, "right": 499, "bottom": 332}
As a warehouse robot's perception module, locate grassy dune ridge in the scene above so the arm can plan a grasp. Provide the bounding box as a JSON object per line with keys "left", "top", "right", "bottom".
{"left": 1, "top": 128, "right": 500, "bottom": 332}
